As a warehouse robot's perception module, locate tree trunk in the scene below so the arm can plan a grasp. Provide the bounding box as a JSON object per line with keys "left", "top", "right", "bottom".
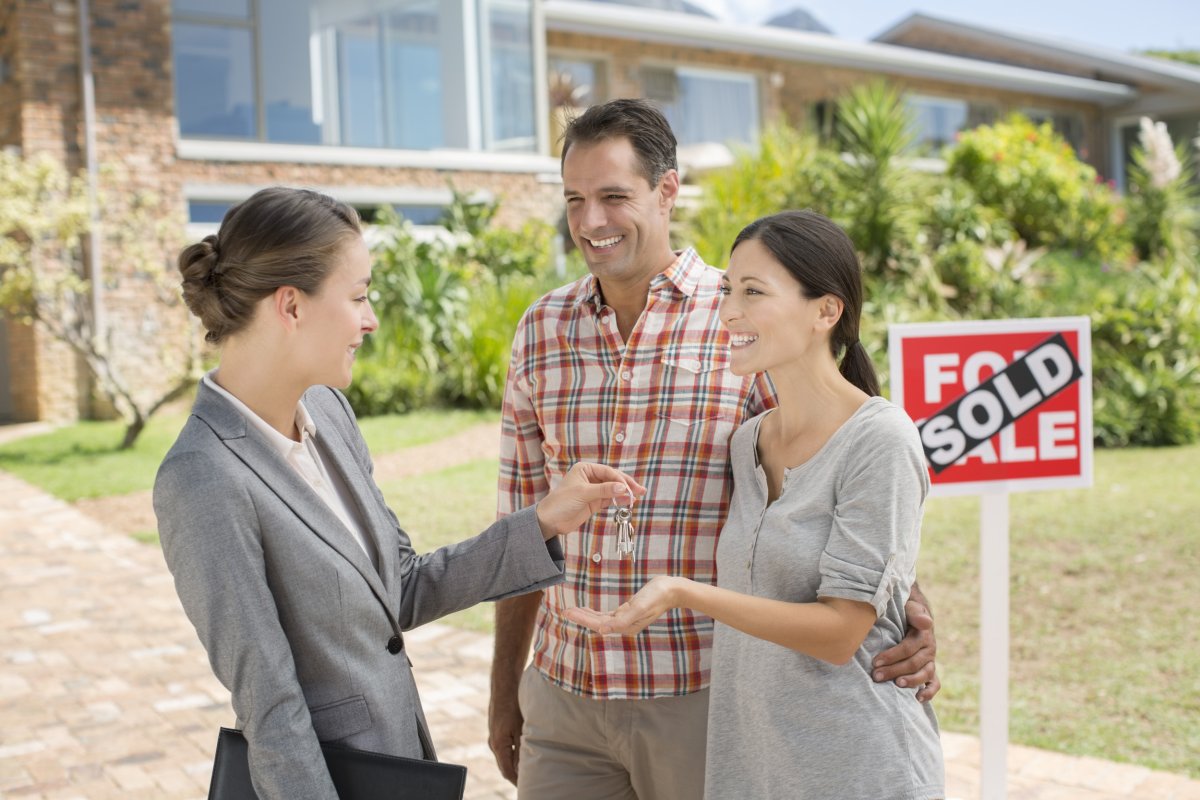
{"left": 120, "top": 414, "right": 146, "bottom": 451}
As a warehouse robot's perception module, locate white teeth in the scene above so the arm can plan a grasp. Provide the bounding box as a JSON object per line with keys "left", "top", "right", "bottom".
{"left": 730, "top": 334, "right": 759, "bottom": 347}
{"left": 589, "top": 235, "right": 623, "bottom": 248}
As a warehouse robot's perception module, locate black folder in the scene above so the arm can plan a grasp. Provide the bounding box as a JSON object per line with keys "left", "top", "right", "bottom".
{"left": 208, "top": 727, "right": 467, "bottom": 800}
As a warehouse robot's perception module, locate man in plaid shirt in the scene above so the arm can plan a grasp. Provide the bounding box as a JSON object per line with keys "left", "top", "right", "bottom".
{"left": 489, "top": 99, "right": 939, "bottom": 799}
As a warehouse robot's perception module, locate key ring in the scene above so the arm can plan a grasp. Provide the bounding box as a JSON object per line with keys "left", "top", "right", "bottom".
{"left": 612, "top": 487, "right": 636, "bottom": 558}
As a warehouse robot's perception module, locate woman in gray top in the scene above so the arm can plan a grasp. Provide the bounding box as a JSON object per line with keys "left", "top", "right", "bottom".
{"left": 566, "top": 210, "right": 944, "bottom": 799}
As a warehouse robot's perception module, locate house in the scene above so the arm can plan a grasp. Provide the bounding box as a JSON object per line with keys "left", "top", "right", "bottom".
{"left": 2, "top": 0, "right": 1197, "bottom": 424}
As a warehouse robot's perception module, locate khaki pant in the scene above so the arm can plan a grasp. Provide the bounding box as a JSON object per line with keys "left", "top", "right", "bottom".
{"left": 516, "top": 665, "right": 709, "bottom": 800}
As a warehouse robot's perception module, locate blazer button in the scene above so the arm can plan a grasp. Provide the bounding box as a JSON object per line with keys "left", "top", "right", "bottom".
{"left": 387, "top": 635, "right": 404, "bottom": 654}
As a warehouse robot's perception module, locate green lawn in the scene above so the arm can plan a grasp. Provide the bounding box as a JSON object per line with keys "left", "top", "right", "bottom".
{"left": 377, "top": 458, "right": 503, "bottom": 634}
{"left": 0, "top": 413, "right": 191, "bottom": 500}
{"left": 0, "top": 407, "right": 497, "bottom": 501}
{"left": 920, "top": 443, "right": 1199, "bottom": 778}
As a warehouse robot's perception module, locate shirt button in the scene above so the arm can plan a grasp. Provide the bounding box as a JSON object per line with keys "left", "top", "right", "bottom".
{"left": 591, "top": 553, "right": 602, "bottom": 563}
{"left": 614, "top": 432, "right": 625, "bottom": 443}
{"left": 620, "top": 370, "right": 632, "bottom": 380}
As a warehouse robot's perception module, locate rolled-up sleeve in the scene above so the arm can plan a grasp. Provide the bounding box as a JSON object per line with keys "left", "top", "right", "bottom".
{"left": 817, "top": 410, "right": 929, "bottom": 618}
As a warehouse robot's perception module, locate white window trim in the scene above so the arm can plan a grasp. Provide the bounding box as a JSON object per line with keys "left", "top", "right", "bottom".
{"left": 183, "top": 183, "right": 500, "bottom": 242}
{"left": 176, "top": 138, "right": 559, "bottom": 174}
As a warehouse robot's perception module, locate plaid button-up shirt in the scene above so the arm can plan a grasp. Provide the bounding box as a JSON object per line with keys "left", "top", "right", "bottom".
{"left": 498, "top": 249, "right": 774, "bottom": 699}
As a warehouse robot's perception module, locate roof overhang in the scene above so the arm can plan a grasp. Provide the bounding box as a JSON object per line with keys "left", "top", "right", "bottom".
{"left": 544, "top": 1, "right": 1136, "bottom": 106}
{"left": 874, "top": 13, "right": 1200, "bottom": 94}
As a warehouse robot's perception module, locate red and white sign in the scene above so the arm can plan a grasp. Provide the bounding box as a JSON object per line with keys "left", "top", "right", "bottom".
{"left": 889, "top": 317, "right": 1093, "bottom": 497}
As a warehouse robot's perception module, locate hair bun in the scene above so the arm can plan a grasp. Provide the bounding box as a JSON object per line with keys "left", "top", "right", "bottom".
{"left": 178, "top": 234, "right": 229, "bottom": 342}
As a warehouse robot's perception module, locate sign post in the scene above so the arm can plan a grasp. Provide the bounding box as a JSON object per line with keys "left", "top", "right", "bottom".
{"left": 889, "top": 317, "right": 1092, "bottom": 799}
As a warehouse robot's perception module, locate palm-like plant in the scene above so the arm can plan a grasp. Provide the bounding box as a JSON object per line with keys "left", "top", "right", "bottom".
{"left": 834, "top": 81, "right": 936, "bottom": 301}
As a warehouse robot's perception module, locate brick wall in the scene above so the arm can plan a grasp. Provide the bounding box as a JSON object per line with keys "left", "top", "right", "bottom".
{"left": 4, "top": 0, "right": 563, "bottom": 423}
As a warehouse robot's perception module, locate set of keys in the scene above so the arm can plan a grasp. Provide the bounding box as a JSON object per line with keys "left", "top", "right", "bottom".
{"left": 613, "top": 491, "right": 637, "bottom": 558}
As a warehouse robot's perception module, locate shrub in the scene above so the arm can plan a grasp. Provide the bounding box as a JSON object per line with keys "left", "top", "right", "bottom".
{"left": 345, "top": 198, "right": 572, "bottom": 416}
{"left": 947, "top": 115, "right": 1131, "bottom": 263}
{"left": 833, "top": 81, "right": 928, "bottom": 285}
{"left": 685, "top": 123, "right": 838, "bottom": 268}
{"left": 1124, "top": 117, "right": 1199, "bottom": 263}
{"left": 1087, "top": 264, "right": 1200, "bottom": 447}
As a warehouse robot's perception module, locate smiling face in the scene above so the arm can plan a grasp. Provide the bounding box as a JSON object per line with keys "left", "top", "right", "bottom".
{"left": 296, "top": 234, "right": 378, "bottom": 389}
{"left": 562, "top": 136, "right": 679, "bottom": 289}
{"left": 720, "top": 237, "right": 838, "bottom": 377}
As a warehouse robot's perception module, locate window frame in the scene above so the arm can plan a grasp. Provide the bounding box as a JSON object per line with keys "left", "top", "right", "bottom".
{"left": 641, "top": 62, "right": 761, "bottom": 147}
{"left": 170, "top": 0, "right": 543, "bottom": 154}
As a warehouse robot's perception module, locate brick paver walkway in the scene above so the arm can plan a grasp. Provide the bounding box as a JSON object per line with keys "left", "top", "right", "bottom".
{"left": 3, "top": 468, "right": 1199, "bottom": 799}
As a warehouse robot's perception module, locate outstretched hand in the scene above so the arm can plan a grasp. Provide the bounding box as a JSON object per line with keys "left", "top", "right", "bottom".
{"left": 563, "top": 575, "right": 683, "bottom": 636}
{"left": 535, "top": 462, "right": 646, "bottom": 539}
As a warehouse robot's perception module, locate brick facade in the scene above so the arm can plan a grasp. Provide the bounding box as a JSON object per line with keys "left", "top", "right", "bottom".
{"left": 1, "top": 0, "right": 562, "bottom": 423}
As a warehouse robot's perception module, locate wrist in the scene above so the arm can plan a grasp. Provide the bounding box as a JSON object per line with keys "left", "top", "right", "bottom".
{"left": 667, "top": 576, "right": 694, "bottom": 610}
{"left": 533, "top": 501, "right": 556, "bottom": 540}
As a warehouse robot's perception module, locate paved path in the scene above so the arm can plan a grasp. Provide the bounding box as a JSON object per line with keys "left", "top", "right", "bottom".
{"left": 3, "top": 468, "right": 1199, "bottom": 799}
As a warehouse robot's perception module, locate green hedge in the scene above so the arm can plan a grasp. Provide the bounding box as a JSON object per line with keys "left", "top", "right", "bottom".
{"left": 346, "top": 199, "right": 580, "bottom": 416}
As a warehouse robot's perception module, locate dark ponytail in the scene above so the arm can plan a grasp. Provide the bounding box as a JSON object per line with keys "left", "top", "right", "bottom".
{"left": 731, "top": 210, "right": 880, "bottom": 396}
{"left": 839, "top": 341, "right": 881, "bottom": 397}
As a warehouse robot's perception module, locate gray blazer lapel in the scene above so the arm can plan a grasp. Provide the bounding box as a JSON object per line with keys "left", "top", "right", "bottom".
{"left": 307, "top": 416, "right": 401, "bottom": 605}
{"left": 190, "top": 383, "right": 393, "bottom": 612}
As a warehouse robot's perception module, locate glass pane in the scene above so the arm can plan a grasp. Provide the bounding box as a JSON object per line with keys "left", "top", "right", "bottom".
{"left": 483, "top": 0, "right": 535, "bottom": 151}
{"left": 907, "top": 96, "right": 968, "bottom": 154}
{"left": 549, "top": 57, "right": 601, "bottom": 108}
{"left": 385, "top": 4, "right": 444, "bottom": 149}
{"left": 667, "top": 72, "right": 757, "bottom": 146}
{"left": 187, "top": 201, "right": 233, "bottom": 223}
{"left": 173, "top": 23, "right": 255, "bottom": 138}
{"left": 173, "top": 0, "right": 249, "bottom": 20}
{"left": 260, "top": 0, "right": 321, "bottom": 143}
{"left": 338, "top": 18, "right": 385, "bottom": 147}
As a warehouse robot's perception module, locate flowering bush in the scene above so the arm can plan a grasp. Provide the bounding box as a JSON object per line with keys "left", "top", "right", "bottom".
{"left": 1125, "top": 117, "right": 1198, "bottom": 262}
{"left": 946, "top": 115, "right": 1131, "bottom": 263}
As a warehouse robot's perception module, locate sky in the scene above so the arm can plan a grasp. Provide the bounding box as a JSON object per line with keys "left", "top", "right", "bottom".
{"left": 684, "top": 0, "right": 1200, "bottom": 54}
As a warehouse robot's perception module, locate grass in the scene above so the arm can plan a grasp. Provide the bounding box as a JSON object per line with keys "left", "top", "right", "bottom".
{"left": 0, "top": 407, "right": 498, "bottom": 501}
{"left": 920, "top": 443, "right": 1199, "bottom": 778}
{"left": 357, "top": 408, "right": 498, "bottom": 454}
{"left": 377, "top": 458, "right": 503, "bottom": 634}
{"left": 0, "top": 414, "right": 190, "bottom": 501}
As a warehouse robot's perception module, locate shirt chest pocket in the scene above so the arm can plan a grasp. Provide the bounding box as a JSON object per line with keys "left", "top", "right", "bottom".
{"left": 656, "top": 344, "right": 743, "bottom": 428}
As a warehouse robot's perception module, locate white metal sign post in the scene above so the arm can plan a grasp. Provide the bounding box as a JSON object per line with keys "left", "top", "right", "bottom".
{"left": 889, "top": 318, "right": 1093, "bottom": 800}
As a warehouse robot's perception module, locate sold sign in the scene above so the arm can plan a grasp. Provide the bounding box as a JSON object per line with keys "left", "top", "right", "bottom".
{"left": 920, "top": 333, "right": 1083, "bottom": 472}
{"left": 889, "top": 318, "right": 1092, "bottom": 496}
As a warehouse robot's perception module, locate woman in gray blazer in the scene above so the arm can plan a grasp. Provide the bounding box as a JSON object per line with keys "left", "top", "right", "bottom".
{"left": 154, "top": 187, "right": 642, "bottom": 799}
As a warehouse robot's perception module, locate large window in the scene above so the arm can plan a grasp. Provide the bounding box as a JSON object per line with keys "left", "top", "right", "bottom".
{"left": 171, "top": 0, "right": 536, "bottom": 152}
{"left": 906, "top": 95, "right": 996, "bottom": 155}
{"left": 643, "top": 66, "right": 759, "bottom": 147}
{"left": 1023, "top": 108, "right": 1085, "bottom": 152}
{"left": 548, "top": 55, "right": 606, "bottom": 109}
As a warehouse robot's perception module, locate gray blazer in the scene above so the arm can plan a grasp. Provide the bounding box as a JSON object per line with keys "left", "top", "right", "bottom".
{"left": 154, "top": 382, "right": 564, "bottom": 799}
